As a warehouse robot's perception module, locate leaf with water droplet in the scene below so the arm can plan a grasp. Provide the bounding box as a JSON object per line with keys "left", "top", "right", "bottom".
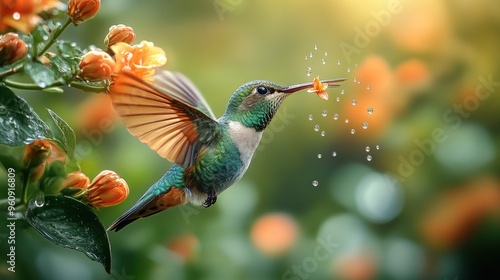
{"left": 26, "top": 195, "right": 111, "bottom": 273}
{"left": 24, "top": 61, "right": 56, "bottom": 88}
{"left": 46, "top": 109, "right": 76, "bottom": 160}
{"left": 0, "top": 86, "right": 52, "bottom": 146}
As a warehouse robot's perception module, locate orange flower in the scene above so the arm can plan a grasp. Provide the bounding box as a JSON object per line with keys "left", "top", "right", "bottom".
{"left": 86, "top": 170, "right": 129, "bottom": 207}
{"left": 67, "top": 0, "right": 100, "bottom": 26}
{"left": 111, "top": 40, "right": 167, "bottom": 81}
{"left": 78, "top": 50, "right": 116, "bottom": 81}
{"left": 104, "top": 24, "right": 135, "bottom": 50}
{"left": 0, "top": 0, "right": 61, "bottom": 33}
{"left": 250, "top": 213, "right": 298, "bottom": 256}
{"left": 0, "top": 32, "right": 28, "bottom": 66}
{"left": 307, "top": 76, "right": 329, "bottom": 100}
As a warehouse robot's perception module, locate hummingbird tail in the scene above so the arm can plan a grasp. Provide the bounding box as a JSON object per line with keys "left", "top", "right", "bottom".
{"left": 108, "top": 187, "right": 187, "bottom": 232}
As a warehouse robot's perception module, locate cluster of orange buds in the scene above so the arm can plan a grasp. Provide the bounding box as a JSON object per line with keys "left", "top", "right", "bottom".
{"left": 77, "top": 22, "right": 166, "bottom": 82}
{"left": 60, "top": 170, "right": 129, "bottom": 208}
{"left": 0, "top": 0, "right": 61, "bottom": 34}
{"left": 67, "top": 0, "right": 100, "bottom": 26}
{"left": 0, "top": 32, "right": 28, "bottom": 67}
{"left": 307, "top": 76, "right": 329, "bottom": 100}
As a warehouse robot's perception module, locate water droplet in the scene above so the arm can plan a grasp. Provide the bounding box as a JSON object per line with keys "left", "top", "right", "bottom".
{"left": 306, "top": 67, "right": 312, "bottom": 76}
{"left": 324, "top": 51, "right": 328, "bottom": 56}
{"left": 367, "top": 155, "right": 372, "bottom": 161}
{"left": 333, "top": 113, "right": 339, "bottom": 121}
{"left": 353, "top": 77, "right": 357, "bottom": 83}
{"left": 34, "top": 193, "right": 45, "bottom": 207}
{"left": 367, "top": 107, "right": 374, "bottom": 114}
{"left": 344, "top": 118, "right": 349, "bottom": 124}
{"left": 365, "top": 146, "right": 370, "bottom": 152}
{"left": 321, "top": 58, "right": 326, "bottom": 65}
{"left": 332, "top": 151, "right": 337, "bottom": 157}
{"left": 42, "top": 35, "right": 49, "bottom": 41}
{"left": 347, "top": 67, "right": 351, "bottom": 73}
{"left": 337, "top": 59, "right": 341, "bottom": 65}
{"left": 314, "top": 124, "right": 320, "bottom": 132}
{"left": 312, "top": 180, "right": 319, "bottom": 187}
{"left": 355, "top": 63, "right": 358, "bottom": 67}
{"left": 317, "top": 153, "right": 322, "bottom": 159}
{"left": 309, "top": 52, "right": 313, "bottom": 58}
{"left": 305, "top": 56, "right": 308, "bottom": 60}
{"left": 12, "top": 12, "right": 20, "bottom": 20}
{"left": 376, "top": 144, "right": 380, "bottom": 150}
{"left": 351, "top": 99, "right": 357, "bottom": 106}
{"left": 350, "top": 128, "right": 356, "bottom": 134}
{"left": 308, "top": 114, "right": 313, "bottom": 121}
{"left": 366, "top": 85, "right": 371, "bottom": 90}
{"left": 322, "top": 110, "right": 328, "bottom": 117}
{"left": 314, "top": 45, "right": 318, "bottom": 50}
{"left": 357, "top": 81, "right": 361, "bottom": 85}
{"left": 341, "top": 89, "right": 345, "bottom": 95}
{"left": 336, "top": 97, "right": 340, "bottom": 102}
{"left": 362, "top": 122, "right": 369, "bottom": 129}
{"left": 0, "top": 105, "right": 7, "bottom": 115}
{"left": 320, "top": 131, "right": 325, "bottom": 137}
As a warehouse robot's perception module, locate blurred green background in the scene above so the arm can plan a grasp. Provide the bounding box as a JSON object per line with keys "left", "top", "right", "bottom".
{"left": 2, "top": 0, "right": 500, "bottom": 279}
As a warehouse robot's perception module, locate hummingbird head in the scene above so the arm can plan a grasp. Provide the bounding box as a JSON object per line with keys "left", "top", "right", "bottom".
{"left": 221, "top": 78, "right": 345, "bottom": 131}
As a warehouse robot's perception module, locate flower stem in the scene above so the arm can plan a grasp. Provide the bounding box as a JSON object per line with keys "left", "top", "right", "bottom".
{"left": 37, "top": 19, "right": 72, "bottom": 57}
{"left": 2, "top": 78, "right": 107, "bottom": 93}
{"left": 0, "top": 65, "right": 24, "bottom": 80}
{"left": 21, "top": 172, "right": 30, "bottom": 206}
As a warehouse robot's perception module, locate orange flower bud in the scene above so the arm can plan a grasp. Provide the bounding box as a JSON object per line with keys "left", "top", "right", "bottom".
{"left": 22, "top": 139, "right": 52, "bottom": 182}
{"left": 86, "top": 170, "right": 129, "bottom": 207}
{"left": 0, "top": 32, "right": 28, "bottom": 66}
{"left": 22, "top": 140, "right": 51, "bottom": 168}
{"left": 104, "top": 24, "right": 135, "bottom": 50}
{"left": 61, "top": 171, "right": 90, "bottom": 191}
{"left": 67, "top": 0, "right": 100, "bottom": 25}
{"left": 78, "top": 50, "right": 116, "bottom": 81}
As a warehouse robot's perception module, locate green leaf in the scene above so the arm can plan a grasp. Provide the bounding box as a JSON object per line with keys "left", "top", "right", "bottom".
{"left": 26, "top": 195, "right": 112, "bottom": 273}
{"left": 46, "top": 109, "right": 76, "bottom": 160}
{"left": 24, "top": 62, "right": 56, "bottom": 88}
{"left": 0, "top": 86, "right": 52, "bottom": 146}
{"left": 31, "top": 24, "right": 51, "bottom": 55}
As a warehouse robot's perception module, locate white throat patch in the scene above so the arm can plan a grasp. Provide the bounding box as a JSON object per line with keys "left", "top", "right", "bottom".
{"left": 227, "top": 121, "right": 263, "bottom": 173}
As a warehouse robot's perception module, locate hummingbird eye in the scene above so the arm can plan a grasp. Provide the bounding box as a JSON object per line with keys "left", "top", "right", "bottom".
{"left": 256, "top": 85, "right": 273, "bottom": 95}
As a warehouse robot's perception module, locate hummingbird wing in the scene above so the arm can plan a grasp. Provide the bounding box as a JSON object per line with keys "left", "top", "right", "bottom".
{"left": 108, "top": 70, "right": 220, "bottom": 168}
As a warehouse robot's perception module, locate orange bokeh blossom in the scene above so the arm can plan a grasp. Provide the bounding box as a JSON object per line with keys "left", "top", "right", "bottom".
{"left": 111, "top": 40, "right": 167, "bottom": 81}
{"left": 0, "top": 0, "right": 61, "bottom": 34}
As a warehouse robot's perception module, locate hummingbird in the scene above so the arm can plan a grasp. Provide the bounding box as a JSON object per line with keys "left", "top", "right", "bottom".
{"left": 107, "top": 69, "right": 345, "bottom": 231}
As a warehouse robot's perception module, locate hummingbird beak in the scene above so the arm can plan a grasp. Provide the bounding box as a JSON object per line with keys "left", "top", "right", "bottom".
{"left": 283, "top": 78, "right": 347, "bottom": 93}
